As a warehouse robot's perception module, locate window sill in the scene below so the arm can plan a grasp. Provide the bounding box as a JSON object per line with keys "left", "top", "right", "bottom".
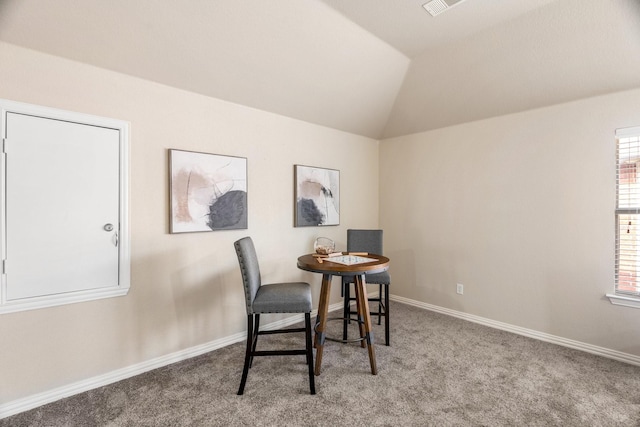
{"left": 0, "top": 286, "right": 129, "bottom": 314}
{"left": 606, "top": 293, "right": 640, "bottom": 309}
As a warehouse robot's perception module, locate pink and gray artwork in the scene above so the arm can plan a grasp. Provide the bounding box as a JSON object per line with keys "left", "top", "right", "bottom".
{"left": 170, "top": 149, "right": 247, "bottom": 233}
{"left": 294, "top": 165, "right": 339, "bottom": 227}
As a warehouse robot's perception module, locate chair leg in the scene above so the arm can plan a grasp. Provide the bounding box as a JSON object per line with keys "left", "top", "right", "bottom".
{"left": 249, "top": 314, "right": 260, "bottom": 368}
{"left": 377, "top": 284, "right": 382, "bottom": 325}
{"left": 237, "top": 314, "right": 254, "bottom": 395}
{"left": 344, "top": 281, "right": 390, "bottom": 345}
{"left": 305, "top": 313, "right": 316, "bottom": 395}
{"left": 342, "top": 281, "right": 351, "bottom": 341}
{"left": 384, "top": 284, "right": 390, "bottom": 346}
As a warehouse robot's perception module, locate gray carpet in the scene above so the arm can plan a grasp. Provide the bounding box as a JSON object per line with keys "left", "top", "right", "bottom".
{"left": 3, "top": 302, "right": 640, "bottom": 426}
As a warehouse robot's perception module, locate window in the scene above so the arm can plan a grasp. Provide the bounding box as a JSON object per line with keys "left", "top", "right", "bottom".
{"left": 608, "top": 126, "right": 640, "bottom": 308}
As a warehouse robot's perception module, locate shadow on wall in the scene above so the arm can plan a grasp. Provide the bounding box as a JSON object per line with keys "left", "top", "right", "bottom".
{"left": 123, "top": 246, "right": 245, "bottom": 364}
{"left": 170, "top": 252, "right": 245, "bottom": 349}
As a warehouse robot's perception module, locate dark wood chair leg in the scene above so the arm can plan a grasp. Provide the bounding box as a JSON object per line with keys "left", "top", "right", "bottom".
{"left": 305, "top": 313, "right": 316, "bottom": 394}
{"left": 238, "top": 314, "right": 254, "bottom": 395}
{"left": 384, "top": 284, "right": 390, "bottom": 346}
{"left": 249, "top": 313, "right": 260, "bottom": 368}
{"left": 377, "top": 284, "right": 382, "bottom": 325}
{"left": 342, "top": 281, "right": 351, "bottom": 341}
{"left": 344, "top": 281, "right": 390, "bottom": 346}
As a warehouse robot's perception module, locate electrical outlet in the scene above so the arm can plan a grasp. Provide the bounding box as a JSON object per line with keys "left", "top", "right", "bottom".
{"left": 456, "top": 283, "right": 464, "bottom": 295}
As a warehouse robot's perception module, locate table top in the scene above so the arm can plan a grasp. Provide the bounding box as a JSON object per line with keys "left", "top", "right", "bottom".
{"left": 297, "top": 253, "right": 389, "bottom": 276}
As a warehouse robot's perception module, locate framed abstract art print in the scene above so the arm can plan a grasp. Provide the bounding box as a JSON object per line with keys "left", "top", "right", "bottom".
{"left": 294, "top": 165, "right": 339, "bottom": 227}
{"left": 170, "top": 149, "right": 247, "bottom": 233}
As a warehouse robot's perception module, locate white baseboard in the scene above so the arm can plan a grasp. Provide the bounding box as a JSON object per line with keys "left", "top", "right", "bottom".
{"left": 5, "top": 295, "right": 638, "bottom": 419}
{"left": 0, "top": 330, "right": 244, "bottom": 419}
{"left": 390, "top": 294, "right": 640, "bottom": 367}
{"left": 0, "top": 302, "right": 344, "bottom": 419}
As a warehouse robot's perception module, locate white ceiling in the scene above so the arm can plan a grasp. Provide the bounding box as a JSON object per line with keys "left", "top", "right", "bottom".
{"left": 319, "top": 0, "right": 558, "bottom": 57}
{"left": 0, "top": 0, "right": 639, "bottom": 139}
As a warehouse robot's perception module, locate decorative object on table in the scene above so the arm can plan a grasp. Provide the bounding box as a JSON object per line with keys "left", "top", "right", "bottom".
{"left": 169, "top": 149, "right": 247, "bottom": 233}
{"left": 324, "top": 254, "right": 377, "bottom": 265}
{"left": 294, "top": 165, "right": 339, "bottom": 227}
{"left": 314, "top": 237, "right": 336, "bottom": 255}
{"left": 342, "top": 229, "right": 391, "bottom": 346}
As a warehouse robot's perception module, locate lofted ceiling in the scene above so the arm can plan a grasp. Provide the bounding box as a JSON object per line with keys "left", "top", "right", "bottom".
{"left": 0, "top": 0, "right": 639, "bottom": 139}
{"left": 319, "top": 0, "right": 559, "bottom": 58}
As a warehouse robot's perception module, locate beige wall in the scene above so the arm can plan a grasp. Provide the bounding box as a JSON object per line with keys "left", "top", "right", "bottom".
{"left": 0, "top": 42, "right": 379, "bottom": 404}
{"left": 380, "top": 88, "right": 640, "bottom": 357}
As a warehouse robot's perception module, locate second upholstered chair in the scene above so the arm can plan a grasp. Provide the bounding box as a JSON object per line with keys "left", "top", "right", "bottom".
{"left": 234, "top": 237, "right": 315, "bottom": 395}
{"left": 341, "top": 229, "right": 391, "bottom": 346}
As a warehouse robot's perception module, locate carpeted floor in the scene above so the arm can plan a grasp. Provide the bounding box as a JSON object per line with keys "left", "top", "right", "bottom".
{"left": 3, "top": 301, "right": 640, "bottom": 426}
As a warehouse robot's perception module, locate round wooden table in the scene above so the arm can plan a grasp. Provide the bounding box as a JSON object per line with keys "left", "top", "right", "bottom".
{"left": 297, "top": 253, "right": 390, "bottom": 376}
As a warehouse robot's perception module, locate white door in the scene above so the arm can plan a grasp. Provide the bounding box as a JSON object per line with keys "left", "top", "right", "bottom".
{"left": 5, "top": 112, "right": 120, "bottom": 300}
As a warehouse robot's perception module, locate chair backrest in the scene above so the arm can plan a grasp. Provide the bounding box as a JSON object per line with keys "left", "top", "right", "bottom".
{"left": 234, "top": 237, "right": 262, "bottom": 315}
{"left": 347, "top": 229, "right": 383, "bottom": 255}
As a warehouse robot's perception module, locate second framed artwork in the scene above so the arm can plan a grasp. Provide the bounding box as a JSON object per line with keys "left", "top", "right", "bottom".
{"left": 294, "top": 165, "right": 340, "bottom": 227}
{"left": 169, "top": 149, "right": 247, "bottom": 233}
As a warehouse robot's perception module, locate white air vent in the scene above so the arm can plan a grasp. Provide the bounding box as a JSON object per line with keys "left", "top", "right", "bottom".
{"left": 422, "top": 0, "right": 467, "bottom": 17}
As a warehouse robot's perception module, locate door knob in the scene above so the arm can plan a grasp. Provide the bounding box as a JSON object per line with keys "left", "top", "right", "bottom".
{"left": 104, "top": 223, "right": 114, "bottom": 232}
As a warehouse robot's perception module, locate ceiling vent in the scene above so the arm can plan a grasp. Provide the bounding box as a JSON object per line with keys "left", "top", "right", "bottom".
{"left": 422, "top": 0, "right": 467, "bottom": 17}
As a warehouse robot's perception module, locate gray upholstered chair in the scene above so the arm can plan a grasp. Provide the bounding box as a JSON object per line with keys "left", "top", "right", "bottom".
{"left": 234, "top": 237, "right": 315, "bottom": 395}
{"left": 341, "top": 229, "right": 391, "bottom": 346}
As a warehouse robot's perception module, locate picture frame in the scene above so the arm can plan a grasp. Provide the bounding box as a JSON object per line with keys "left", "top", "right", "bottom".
{"left": 169, "top": 149, "right": 247, "bottom": 233}
{"left": 294, "top": 164, "right": 340, "bottom": 227}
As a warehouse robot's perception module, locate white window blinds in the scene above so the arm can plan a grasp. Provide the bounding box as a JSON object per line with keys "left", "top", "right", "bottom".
{"left": 615, "top": 126, "right": 640, "bottom": 296}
